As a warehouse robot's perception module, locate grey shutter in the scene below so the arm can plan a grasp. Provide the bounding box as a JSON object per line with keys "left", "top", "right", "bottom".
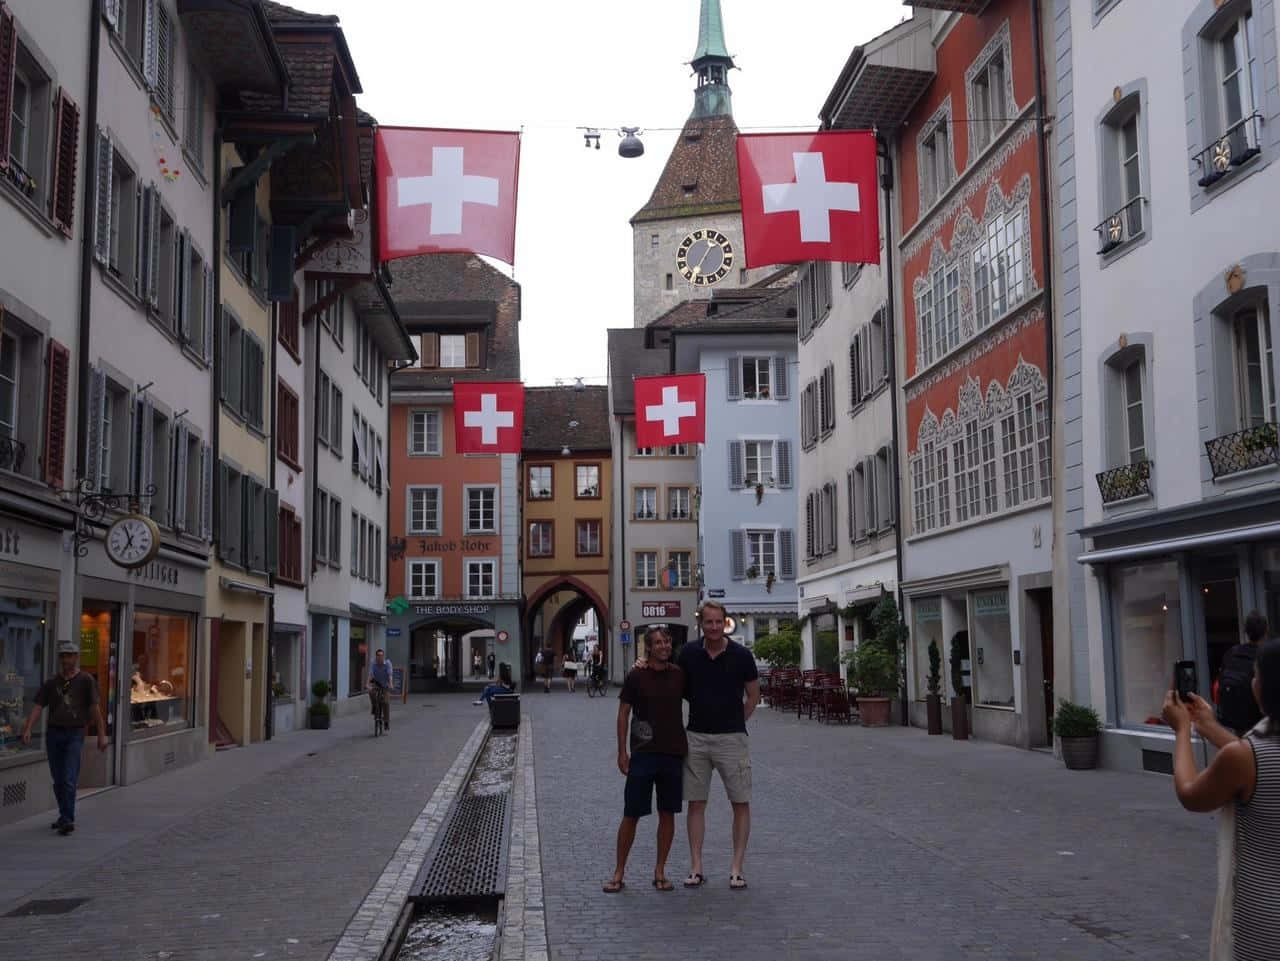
{"left": 217, "top": 463, "right": 229, "bottom": 560}
{"left": 217, "top": 310, "right": 229, "bottom": 401}
{"left": 103, "top": 0, "right": 120, "bottom": 29}
{"left": 200, "top": 442, "right": 212, "bottom": 539}
{"left": 93, "top": 129, "right": 112, "bottom": 264}
{"left": 879, "top": 446, "right": 895, "bottom": 530}
{"left": 268, "top": 225, "right": 296, "bottom": 302}
{"left": 776, "top": 440, "right": 792, "bottom": 488}
{"left": 177, "top": 230, "right": 190, "bottom": 338}
{"left": 805, "top": 492, "right": 815, "bottom": 559}
{"left": 142, "top": 0, "right": 157, "bottom": 88}
{"left": 265, "top": 488, "right": 279, "bottom": 573}
{"left": 155, "top": 5, "right": 173, "bottom": 115}
{"left": 726, "top": 360, "right": 741, "bottom": 400}
{"left": 132, "top": 181, "right": 144, "bottom": 297}
{"left": 850, "top": 338, "right": 859, "bottom": 407}
{"left": 728, "top": 440, "right": 744, "bottom": 489}
{"left": 139, "top": 185, "right": 154, "bottom": 303}
{"left": 158, "top": 419, "right": 172, "bottom": 528}
{"left": 847, "top": 470, "right": 855, "bottom": 542}
{"left": 780, "top": 530, "right": 795, "bottom": 580}
{"left": 861, "top": 326, "right": 873, "bottom": 400}
{"left": 773, "top": 355, "right": 788, "bottom": 399}
{"left": 730, "top": 530, "right": 746, "bottom": 580}
{"left": 228, "top": 176, "right": 254, "bottom": 252}
{"left": 864, "top": 455, "right": 878, "bottom": 535}
{"left": 139, "top": 394, "right": 154, "bottom": 514}
{"left": 202, "top": 265, "right": 213, "bottom": 362}
{"left": 172, "top": 423, "right": 188, "bottom": 532}
{"left": 85, "top": 368, "right": 106, "bottom": 491}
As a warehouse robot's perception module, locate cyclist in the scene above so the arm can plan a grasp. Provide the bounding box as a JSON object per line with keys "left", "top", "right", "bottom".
{"left": 368, "top": 648, "right": 392, "bottom": 732}
{"left": 590, "top": 645, "right": 606, "bottom": 692}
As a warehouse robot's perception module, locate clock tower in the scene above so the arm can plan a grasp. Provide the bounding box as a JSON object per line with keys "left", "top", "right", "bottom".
{"left": 631, "top": 0, "right": 769, "bottom": 327}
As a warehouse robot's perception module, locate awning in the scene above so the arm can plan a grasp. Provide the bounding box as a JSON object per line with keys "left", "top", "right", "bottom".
{"left": 905, "top": 0, "right": 991, "bottom": 12}
{"left": 844, "top": 583, "right": 889, "bottom": 606}
{"left": 822, "top": 16, "right": 935, "bottom": 131}
{"left": 350, "top": 602, "right": 388, "bottom": 623}
{"left": 1077, "top": 521, "right": 1280, "bottom": 565}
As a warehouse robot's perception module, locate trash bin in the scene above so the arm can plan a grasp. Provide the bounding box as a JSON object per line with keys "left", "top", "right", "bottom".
{"left": 489, "top": 693, "right": 520, "bottom": 730}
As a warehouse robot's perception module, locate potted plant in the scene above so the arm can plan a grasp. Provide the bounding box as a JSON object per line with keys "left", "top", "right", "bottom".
{"left": 745, "top": 563, "right": 761, "bottom": 581}
{"left": 852, "top": 639, "right": 897, "bottom": 726}
{"left": 949, "top": 631, "right": 970, "bottom": 740}
{"left": 765, "top": 571, "right": 776, "bottom": 594}
{"left": 755, "top": 482, "right": 765, "bottom": 505}
{"left": 926, "top": 640, "right": 943, "bottom": 735}
{"left": 309, "top": 679, "right": 332, "bottom": 730}
{"left": 1054, "top": 699, "right": 1101, "bottom": 770}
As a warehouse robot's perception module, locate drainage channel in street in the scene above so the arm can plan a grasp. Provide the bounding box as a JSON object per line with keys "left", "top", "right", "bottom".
{"left": 386, "top": 728, "right": 518, "bottom": 961}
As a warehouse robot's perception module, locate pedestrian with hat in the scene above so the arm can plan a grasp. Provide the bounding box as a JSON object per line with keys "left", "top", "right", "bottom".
{"left": 20, "top": 640, "right": 108, "bottom": 835}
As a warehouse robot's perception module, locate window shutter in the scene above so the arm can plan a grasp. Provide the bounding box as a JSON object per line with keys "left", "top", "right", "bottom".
{"left": 846, "top": 470, "right": 855, "bottom": 542}
{"left": 49, "top": 90, "right": 80, "bottom": 235}
{"left": 464, "top": 331, "right": 480, "bottom": 368}
{"left": 728, "top": 440, "right": 744, "bottom": 489}
{"left": 177, "top": 231, "right": 190, "bottom": 337}
{"left": 142, "top": 0, "right": 158, "bottom": 89}
{"left": 200, "top": 442, "right": 212, "bottom": 539}
{"left": 138, "top": 186, "right": 155, "bottom": 306}
{"left": 268, "top": 225, "right": 295, "bottom": 302}
{"left": 850, "top": 338, "right": 860, "bottom": 407}
{"left": 420, "top": 333, "right": 437, "bottom": 368}
{"left": 730, "top": 530, "right": 746, "bottom": 580}
{"left": 780, "top": 529, "right": 795, "bottom": 580}
{"left": 864, "top": 455, "right": 878, "bottom": 535}
{"left": 805, "top": 492, "right": 815, "bottom": 558}
{"left": 265, "top": 488, "right": 279, "bottom": 573}
{"left": 202, "top": 266, "right": 213, "bottom": 362}
{"left": 861, "top": 326, "right": 873, "bottom": 400}
{"left": 253, "top": 337, "right": 265, "bottom": 428}
{"left": 93, "top": 128, "right": 113, "bottom": 264}
{"left": 158, "top": 420, "right": 172, "bottom": 528}
{"left": 777, "top": 440, "right": 793, "bottom": 488}
{"left": 172, "top": 423, "right": 188, "bottom": 532}
{"left": 727, "top": 360, "right": 741, "bottom": 400}
{"left": 42, "top": 339, "right": 70, "bottom": 487}
{"left": 84, "top": 367, "right": 106, "bottom": 491}
{"left": 773, "top": 355, "right": 789, "bottom": 399}
{"left": 102, "top": 0, "right": 120, "bottom": 29}
{"left": 0, "top": 5, "right": 14, "bottom": 174}
{"left": 879, "top": 447, "right": 895, "bottom": 530}
{"left": 132, "top": 180, "right": 143, "bottom": 297}
{"left": 228, "top": 177, "right": 254, "bottom": 252}
{"left": 155, "top": 5, "right": 173, "bottom": 116}
{"left": 219, "top": 310, "right": 232, "bottom": 401}
{"left": 139, "top": 394, "right": 154, "bottom": 514}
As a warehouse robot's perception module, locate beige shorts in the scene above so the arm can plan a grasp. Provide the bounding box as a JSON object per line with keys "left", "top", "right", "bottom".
{"left": 683, "top": 731, "right": 752, "bottom": 804}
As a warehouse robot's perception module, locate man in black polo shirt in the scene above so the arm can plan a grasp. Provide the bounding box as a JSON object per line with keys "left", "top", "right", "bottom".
{"left": 676, "top": 601, "right": 759, "bottom": 890}
{"left": 604, "top": 627, "right": 687, "bottom": 893}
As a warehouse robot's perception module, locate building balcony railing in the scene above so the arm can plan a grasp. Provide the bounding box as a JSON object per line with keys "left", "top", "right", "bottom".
{"left": 1094, "top": 195, "right": 1146, "bottom": 255}
{"left": 633, "top": 510, "right": 657, "bottom": 521}
{"left": 1195, "top": 113, "right": 1263, "bottom": 188}
{"left": 1205, "top": 422, "right": 1280, "bottom": 479}
{"left": 0, "top": 435, "right": 27, "bottom": 473}
{"left": 1096, "top": 459, "right": 1152, "bottom": 504}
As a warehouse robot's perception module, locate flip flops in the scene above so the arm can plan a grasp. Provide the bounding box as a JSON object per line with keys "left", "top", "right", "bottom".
{"left": 602, "top": 879, "right": 625, "bottom": 893}
{"left": 652, "top": 877, "right": 674, "bottom": 891}
{"left": 683, "top": 872, "right": 705, "bottom": 888}
{"left": 729, "top": 874, "right": 748, "bottom": 890}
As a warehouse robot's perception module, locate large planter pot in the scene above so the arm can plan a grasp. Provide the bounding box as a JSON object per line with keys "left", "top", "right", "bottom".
{"left": 489, "top": 693, "right": 521, "bottom": 730}
{"left": 1060, "top": 735, "right": 1099, "bottom": 770}
{"left": 309, "top": 709, "right": 331, "bottom": 730}
{"left": 950, "top": 699, "right": 969, "bottom": 740}
{"left": 859, "top": 696, "right": 891, "bottom": 727}
{"left": 926, "top": 694, "right": 943, "bottom": 735}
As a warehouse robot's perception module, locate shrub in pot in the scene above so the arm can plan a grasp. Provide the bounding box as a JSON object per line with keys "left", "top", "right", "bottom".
{"left": 949, "top": 631, "right": 970, "bottom": 740}
{"left": 853, "top": 639, "right": 897, "bottom": 727}
{"left": 926, "top": 640, "right": 943, "bottom": 735}
{"left": 310, "top": 679, "right": 332, "bottom": 730}
{"left": 1054, "top": 699, "right": 1101, "bottom": 770}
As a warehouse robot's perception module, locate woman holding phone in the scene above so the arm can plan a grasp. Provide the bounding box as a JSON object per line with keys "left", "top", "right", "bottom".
{"left": 1163, "top": 637, "right": 1280, "bottom": 961}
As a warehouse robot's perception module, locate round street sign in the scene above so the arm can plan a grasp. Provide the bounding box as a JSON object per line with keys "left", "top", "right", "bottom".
{"left": 619, "top": 620, "right": 631, "bottom": 631}
{"left": 497, "top": 630, "right": 510, "bottom": 643}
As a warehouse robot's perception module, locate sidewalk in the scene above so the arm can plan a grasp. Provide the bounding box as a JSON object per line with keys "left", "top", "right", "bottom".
{"left": 527, "top": 690, "right": 1216, "bottom": 961}
{"left": 0, "top": 693, "right": 483, "bottom": 961}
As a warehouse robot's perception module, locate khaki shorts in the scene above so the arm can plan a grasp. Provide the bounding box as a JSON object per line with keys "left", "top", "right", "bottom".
{"left": 683, "top": 731, "right": 752, "bottom": 804}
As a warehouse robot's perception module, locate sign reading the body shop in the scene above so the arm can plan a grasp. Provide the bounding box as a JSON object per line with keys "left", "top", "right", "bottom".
{"left": 413, "top": 603, "right": 492, "bottom": 617}
{"left": 641, "top": 601, "right": 681, "bottom": 620}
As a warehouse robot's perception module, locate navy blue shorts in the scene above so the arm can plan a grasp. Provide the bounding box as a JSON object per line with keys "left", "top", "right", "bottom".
{"left": 623, "top": 752, "right": 683, "bottom": 818}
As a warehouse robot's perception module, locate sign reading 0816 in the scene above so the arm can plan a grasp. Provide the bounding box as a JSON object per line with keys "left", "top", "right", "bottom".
{"left": 676, "top": 229, "right": 734, "bottom": 286}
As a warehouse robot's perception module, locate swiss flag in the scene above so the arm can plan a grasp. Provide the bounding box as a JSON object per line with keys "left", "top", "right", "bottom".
{"left": 634, "top": 374, "right": 706, "bottom": 448}
{"left": 376, "top": 127, "right": 521, "bottom": 265}
{"left": 453, "top": 382, "right": 525, "bottom": 454}
{"left": 736, "top": 131, "right": 880, "bottom": 269}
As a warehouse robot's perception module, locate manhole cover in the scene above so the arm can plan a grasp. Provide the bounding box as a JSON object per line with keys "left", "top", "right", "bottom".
{"left": 6, "top": 898, "right": 90, "bottom": 917}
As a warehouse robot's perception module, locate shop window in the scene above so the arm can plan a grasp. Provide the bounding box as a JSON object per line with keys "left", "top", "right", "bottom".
{"left": 129, "top": 609, "right": 193, "bottom": 737}
{"left": 78, "top": 603, "right": 115, "bottom": 741}
{"left": 911, "top": 597, "right": 942, "bottom": 700}
{"left": 0, "top": 596, "right": 55, "bottom": 756}
{"left": 271, "top": 631, "right": 299, "bottom": 702}
{"left": 1111, "top": 559, "right": 1183, "bottom": 727}
{"left": 813, "top": 611, "right": 839, "bottom": 675}
{"left": 349, "top": 623, "right": 367, "bottom": 696}
{"left": 970, "top": 589, "right": 1014, "bottom": 708}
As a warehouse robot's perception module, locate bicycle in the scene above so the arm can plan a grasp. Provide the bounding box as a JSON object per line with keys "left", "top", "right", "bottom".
{"left": 370, "top": 685, "right": 389, "bottom": 736}
{"left": 587, "top": 669, "right": 608, "bottom": 698}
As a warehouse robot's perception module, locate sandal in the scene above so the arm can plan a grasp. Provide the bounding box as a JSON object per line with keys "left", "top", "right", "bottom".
{"left": 683, "top": 872, "right": 705, "bottom": 888}
{"left": 729, "top": 874, "right": 748, "bottom": 890}
{"left": 602, "top": 879, "right": 625, "bottom": 893}
{"left": 652, "top": 877, "right": 674, "bottom": 891}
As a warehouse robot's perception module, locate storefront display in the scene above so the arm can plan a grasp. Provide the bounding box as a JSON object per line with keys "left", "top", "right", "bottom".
{"left": 0, "top": 597, "right": 53, "bottom": 758}
{"left": 79, "top": 604, "right": 118, "bottom": 741}
{"left": 1111, "top": 559, "right": 1183, "bottom": 728}
{"left": 129, "top": 610, "right": 193, "bottom": 736}
{"left": 349, "top": 622, "right": 367, "bottom": 696}
{"left": 971, "top": 589, "right": 1014, "bottom": 708}
{"left": 912, "top": 598, "right": 942, "bottom": 699}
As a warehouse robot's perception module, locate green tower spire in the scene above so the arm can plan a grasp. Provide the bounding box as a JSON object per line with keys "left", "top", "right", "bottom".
{"left": 690, "top": 0, "right": 734, "bottom": 119}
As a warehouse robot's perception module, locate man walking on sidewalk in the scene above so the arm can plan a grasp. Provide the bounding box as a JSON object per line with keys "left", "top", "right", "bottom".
{"left": 20, "top": 640, "right": 108, "bottom": 835}
{"left": 603, "top": 627, "right": 687, "bottom": 893}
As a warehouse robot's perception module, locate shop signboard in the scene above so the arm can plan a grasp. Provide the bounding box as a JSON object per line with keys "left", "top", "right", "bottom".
{"left": 915, "top": 597, "right": 942, "bottom": 621}
{"left": 974, "top": 590, "right": 1008, "bottom": 617}
{"left": 413, "top": 603, "right": 493, "bottom": 617}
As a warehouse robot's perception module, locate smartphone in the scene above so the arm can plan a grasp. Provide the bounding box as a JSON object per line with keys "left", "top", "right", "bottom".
{"left": 1174, "top": 660, "right": 1198, "bottom": 703}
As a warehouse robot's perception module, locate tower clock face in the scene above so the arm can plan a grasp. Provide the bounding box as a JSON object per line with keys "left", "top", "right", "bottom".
{"left": 676, "top": 229, "right": 734, "bottom": 286}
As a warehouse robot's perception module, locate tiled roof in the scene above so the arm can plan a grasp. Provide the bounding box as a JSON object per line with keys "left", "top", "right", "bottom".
{"left": 648, "top": 282, "right": 798, "bottom": 333}
{"left": 261, "top": 1, "right": 337, "bottom": 24}
{"left": 357, "top": 111, "right": 375, "bottom": 185}
{"left": 240, "top": 40, "right": 334, "bottom": 117}
{"left": 631, "top": 114, "right": 741, "bottom": 224}
{"left": 522, "top": 386, "right": 611, "bottom": 453}
{"left": 607, "top": 328, "right": 671, "bottom": 414}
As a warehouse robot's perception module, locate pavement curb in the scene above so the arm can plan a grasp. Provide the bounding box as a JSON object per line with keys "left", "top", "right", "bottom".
{"left": 498, "top": 714, "right": 548, "bottom": 961}
{"left": 326, "top": 717, "right": 490, "bottom": 961}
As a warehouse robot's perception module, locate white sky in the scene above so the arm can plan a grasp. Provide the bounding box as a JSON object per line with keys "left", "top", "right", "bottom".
{"left": 286, "top": 0, "right": 908, "bottom": 384}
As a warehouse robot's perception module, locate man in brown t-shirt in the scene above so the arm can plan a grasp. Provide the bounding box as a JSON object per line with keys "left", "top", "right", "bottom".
{"left": 603, "top": 626, "right": 687, "bottom": 893}
{"left": 21, "top": 640, "right": 108, "bottom": 835}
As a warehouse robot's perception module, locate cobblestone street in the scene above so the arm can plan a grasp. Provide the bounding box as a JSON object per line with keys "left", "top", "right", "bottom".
{"left": 528, "top": 686, "right": 1215, "bottom": 961}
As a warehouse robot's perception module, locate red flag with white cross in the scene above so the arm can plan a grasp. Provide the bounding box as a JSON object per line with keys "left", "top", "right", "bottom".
{"left": 736, "top": 131, "right": 880, "bottom": 268}
{"left": 634, "top": 374, "right": 706, "bottom": 448}
{"left": 453, "top": 382, "right": 525, "bottom": 454}
{"left": 376, "top": 127, "right": 521, "bottom": 265}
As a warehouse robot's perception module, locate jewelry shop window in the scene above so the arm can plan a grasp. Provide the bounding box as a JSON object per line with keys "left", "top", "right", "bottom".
{"left": 912, "top": 597, "right": 942, "bottom": 701}
{"left": 970, "top": 589, "right": 1014, "bottom": 708}
{"left": 79, "top": 602, "right": 118, "bottom": 743}
{"left": 129, "top": 609, "right": 193, "bottom": 737}
{"left": 0, "top": 596, "right": 54, "bottom": 758}
{"left": 1111, "top": 559, "right": 1183, "bottom": 728}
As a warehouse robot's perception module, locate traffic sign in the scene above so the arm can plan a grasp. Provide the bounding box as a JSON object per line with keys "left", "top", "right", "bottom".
{"left": 497, "top": 630, "right": 510, "bottom": 643}
{"left": 620, "top": 631, "right": 632, "bottom": 645}
{"left": 619, "top": 620, "right": 631, "bottom": 631}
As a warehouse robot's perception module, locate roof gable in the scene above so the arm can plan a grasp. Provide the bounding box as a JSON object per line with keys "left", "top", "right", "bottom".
{"left": 631, "top": 114, "right": 742, "bottom": 225}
